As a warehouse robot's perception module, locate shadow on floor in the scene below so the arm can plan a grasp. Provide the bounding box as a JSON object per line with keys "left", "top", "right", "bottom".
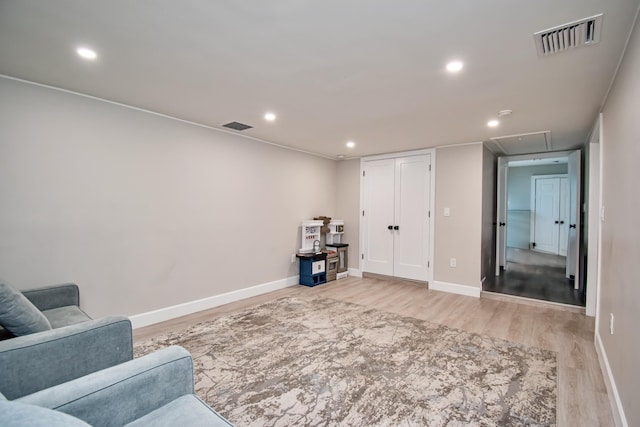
{"left": 484, "top": 247, "right": 585, "bottom": 307}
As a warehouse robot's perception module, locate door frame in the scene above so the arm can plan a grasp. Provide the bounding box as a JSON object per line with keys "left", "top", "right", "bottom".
{"left": 588, "top": 113, "right": 603, "bottom": 319}
{"left": 494, "top": 150, "right": 582, "bottom": 284}
{"left": 359, "top": 149, "right": 436, "bottom": 282}
{"left": 530, "top": 174, "right": 569, "bottom": 255}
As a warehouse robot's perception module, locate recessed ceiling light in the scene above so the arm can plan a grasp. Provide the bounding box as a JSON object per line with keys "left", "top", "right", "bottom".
{"left": 264, "top": 112, "right": 276, "bottom": 122}
{"left": 76, "top": 47, "right": 97, "bottom": 60}
{"left": 346, "top": 141, "right": 356, "bottom": 148}
{"left": 446, "top": 61, "right": 464, "bottom": 73}
{"left": 487, "top": 120, "right": 500, "bottom": 127}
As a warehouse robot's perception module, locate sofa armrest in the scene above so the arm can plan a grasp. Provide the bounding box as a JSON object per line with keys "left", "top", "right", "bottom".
{"left": 19, "top": 346, "right": 194, "bottom": 426}
{"left": 22, "top": 283, "right": 80, "bottom": 311}
{"left": 0, "top": 315, "right": 133, "bottom": 400}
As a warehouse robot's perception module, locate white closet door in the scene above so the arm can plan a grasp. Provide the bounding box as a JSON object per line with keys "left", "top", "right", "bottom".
{"left": 534, "top": 178, "right": 560, "bottom": 254}
{"left": 363, "top": 159, "right": 395, "bottom": 276}
{"left": 394, "top": 155, "right": 431, "bottom": 281}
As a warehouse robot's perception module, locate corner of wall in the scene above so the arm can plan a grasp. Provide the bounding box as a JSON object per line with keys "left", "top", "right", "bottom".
{"left": 595, "top": 332, "right": 628, "bottom": 426}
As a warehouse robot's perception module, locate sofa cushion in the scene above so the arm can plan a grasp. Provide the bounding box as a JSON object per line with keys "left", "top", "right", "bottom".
{"left": 124, "top": 395, "right": 233, "bottom": 427}
{"left": 43, "top": 306, "right": 91, "bottom": 329}
{"left": 0, "top": 401, "right": 91, "bottom": 427}
{"left": 0, "top": 282, "right": 51, "bottom": 336}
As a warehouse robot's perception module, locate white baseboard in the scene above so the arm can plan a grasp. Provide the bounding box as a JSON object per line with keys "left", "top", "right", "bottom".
{"left": 348, "top": 268, "right": 362, "bottom": 278}
{"left": 595, "top": 332, "right": 627, "bottom": 427}
{"left": 430, "top": 280, "right": 481, "bottom": 298}
{"left": 130, "top": 276, "right": 299, "bottom": 329}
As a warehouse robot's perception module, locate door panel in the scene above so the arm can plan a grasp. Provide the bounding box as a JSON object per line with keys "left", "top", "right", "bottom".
{"left": 559, "top": 177, "right": 569, "bottom": 256}
{"left": 567, "top": 150, "right": 581, "bottom": 286}
{"left": 394, "top": 155, "right": 431, "bottom": 280}
{"left": 496, "top": 158, "right": 508, "bottom": 274}
{"left": 363, "top": 159, "right": 395, "bottom": 275}
{"left": 534, "top": 178, "right": 560, "bottom": 254}
{"left": 362, "top": 154, "right": 431, "bottom": 280}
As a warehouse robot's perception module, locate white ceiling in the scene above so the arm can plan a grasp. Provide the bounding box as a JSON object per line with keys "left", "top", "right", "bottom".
{"left": 1, "top": 1, "right": 638, "bottom": 159}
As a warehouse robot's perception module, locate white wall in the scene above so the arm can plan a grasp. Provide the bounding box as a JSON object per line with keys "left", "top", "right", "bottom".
{"left": 597, "top": 12, "right": 640, "bottom": 426}
{"left": 0, "top": 77, "right": 337, "bottom": 319}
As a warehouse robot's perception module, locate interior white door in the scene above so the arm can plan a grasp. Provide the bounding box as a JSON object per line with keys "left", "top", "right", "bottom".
{"left": 533, "top": 178, "right": 561, "bottom": 254}
{"left": 394, "top": 155, "right": 431, "bottom": 281}
{"left": 567, "top": 150, "right": 582, "bottom": 287}
{"left": 496, "top": 157, "right": 508, "bottom": 274}
{"left": 558, "top": 177, "right": 569, "bottom": 256}
{"left": 362, "top": 154, "right": 431, "bottom": 280}
{"left": 362, "top": 159, "right": 395, "bottom": 276}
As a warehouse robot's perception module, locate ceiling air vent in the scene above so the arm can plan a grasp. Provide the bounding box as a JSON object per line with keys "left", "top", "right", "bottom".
{"left": 534, "top": 14, "right": 603, "bottom": 56}
{"left": 222, "top": 121, "right": 253, "bottom": 131}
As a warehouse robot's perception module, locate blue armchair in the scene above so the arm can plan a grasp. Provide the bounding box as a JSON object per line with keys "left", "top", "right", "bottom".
{"left": 1, "top": 283, "right": 92, "bottom": 340}
{"left": 0, "top": 282, "right": 133, "bottom": 399}
{"left": 1, "top": 346, "right": 233, "bottom": 426}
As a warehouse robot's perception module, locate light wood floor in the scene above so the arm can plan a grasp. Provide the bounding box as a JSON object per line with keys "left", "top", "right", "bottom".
{"left": 134, "top": 276, "right": 613, "bottom": 426}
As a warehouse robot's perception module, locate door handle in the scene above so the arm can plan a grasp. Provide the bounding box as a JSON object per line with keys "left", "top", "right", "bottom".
{"left": 555, "top": 220, "right": 559, "bottom": 224}
{"left": 393, "top": 226, "right": 399, "bottom": 230}
{"left": 560, "top": 221, "right": 565, "bottom": 224}
{"left": 569, "top": 224, "right": 576, "bottom": 229}
{"left": 499, "top": 222, "right": 506, "bottom": 227}
{"left": 388, "top": 225, "right": 393, "bottom": 230}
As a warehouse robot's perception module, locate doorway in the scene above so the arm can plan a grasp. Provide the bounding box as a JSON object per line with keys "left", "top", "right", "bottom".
{"left": 531, "top": 174, "right": 568, "bottom": 256}
{"left": 488, "top": 151, "right": 585, "bottom": 307}
{"left": 360, "top": 150, "right": 434, "bottom": 282}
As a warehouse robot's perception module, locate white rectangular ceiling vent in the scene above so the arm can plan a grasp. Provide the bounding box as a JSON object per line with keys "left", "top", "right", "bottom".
{"left": 534, "top": 14, "right": 603, "bottom": 56}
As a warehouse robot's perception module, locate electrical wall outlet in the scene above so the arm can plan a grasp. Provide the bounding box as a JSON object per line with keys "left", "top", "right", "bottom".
{"left": 450, "top": 258, "right": 457, "bottom": 268}
{"left": 291, "top": 254, "right": 297, "bottom": 263}
{"left": 444, "top": 207, "right": 451, "bottom": 217}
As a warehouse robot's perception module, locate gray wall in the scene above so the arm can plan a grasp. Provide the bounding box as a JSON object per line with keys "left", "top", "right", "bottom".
{"left": 335, "top": 158, "right": 360, "bottom": 269}
{"left": 598, "top": 14, "right": 640, "bottom": 427}
{"left": 507, "top": 164, "right": 568, "bottom": 210}
{"left": 0, "top": 77, "right": 337, "bottom": 318}
{"left": 434, "top": 144, "right": 483, "bottom": 288}
{"left": 506, "top": 163, "right": 568, "bottom": 249}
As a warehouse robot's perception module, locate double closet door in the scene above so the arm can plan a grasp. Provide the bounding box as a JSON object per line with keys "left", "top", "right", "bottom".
{"left": 362, "top": 154, "right": 432, "bottom": 281}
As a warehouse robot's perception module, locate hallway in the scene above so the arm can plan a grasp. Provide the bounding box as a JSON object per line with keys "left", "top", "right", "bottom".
{"left": 484, "top": 247, "right": 585, "bottom": 306}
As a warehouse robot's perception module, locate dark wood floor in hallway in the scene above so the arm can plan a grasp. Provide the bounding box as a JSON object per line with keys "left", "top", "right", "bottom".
{"left": 484, "top": 247, "right": 585, "bottom": 306}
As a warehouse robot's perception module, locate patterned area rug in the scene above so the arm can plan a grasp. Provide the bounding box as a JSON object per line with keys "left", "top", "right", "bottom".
{"left": 135, "top": 297, "right": 557, "bottom": 426}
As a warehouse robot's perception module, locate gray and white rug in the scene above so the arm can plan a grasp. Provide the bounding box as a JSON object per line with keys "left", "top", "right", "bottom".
{"left": 135, "top": 297, "right": 557, "bottom": 426}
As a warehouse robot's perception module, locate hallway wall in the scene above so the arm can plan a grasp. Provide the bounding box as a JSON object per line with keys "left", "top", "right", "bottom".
{"left": 597, "top": 10, "right": 640, "bottom": 426}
